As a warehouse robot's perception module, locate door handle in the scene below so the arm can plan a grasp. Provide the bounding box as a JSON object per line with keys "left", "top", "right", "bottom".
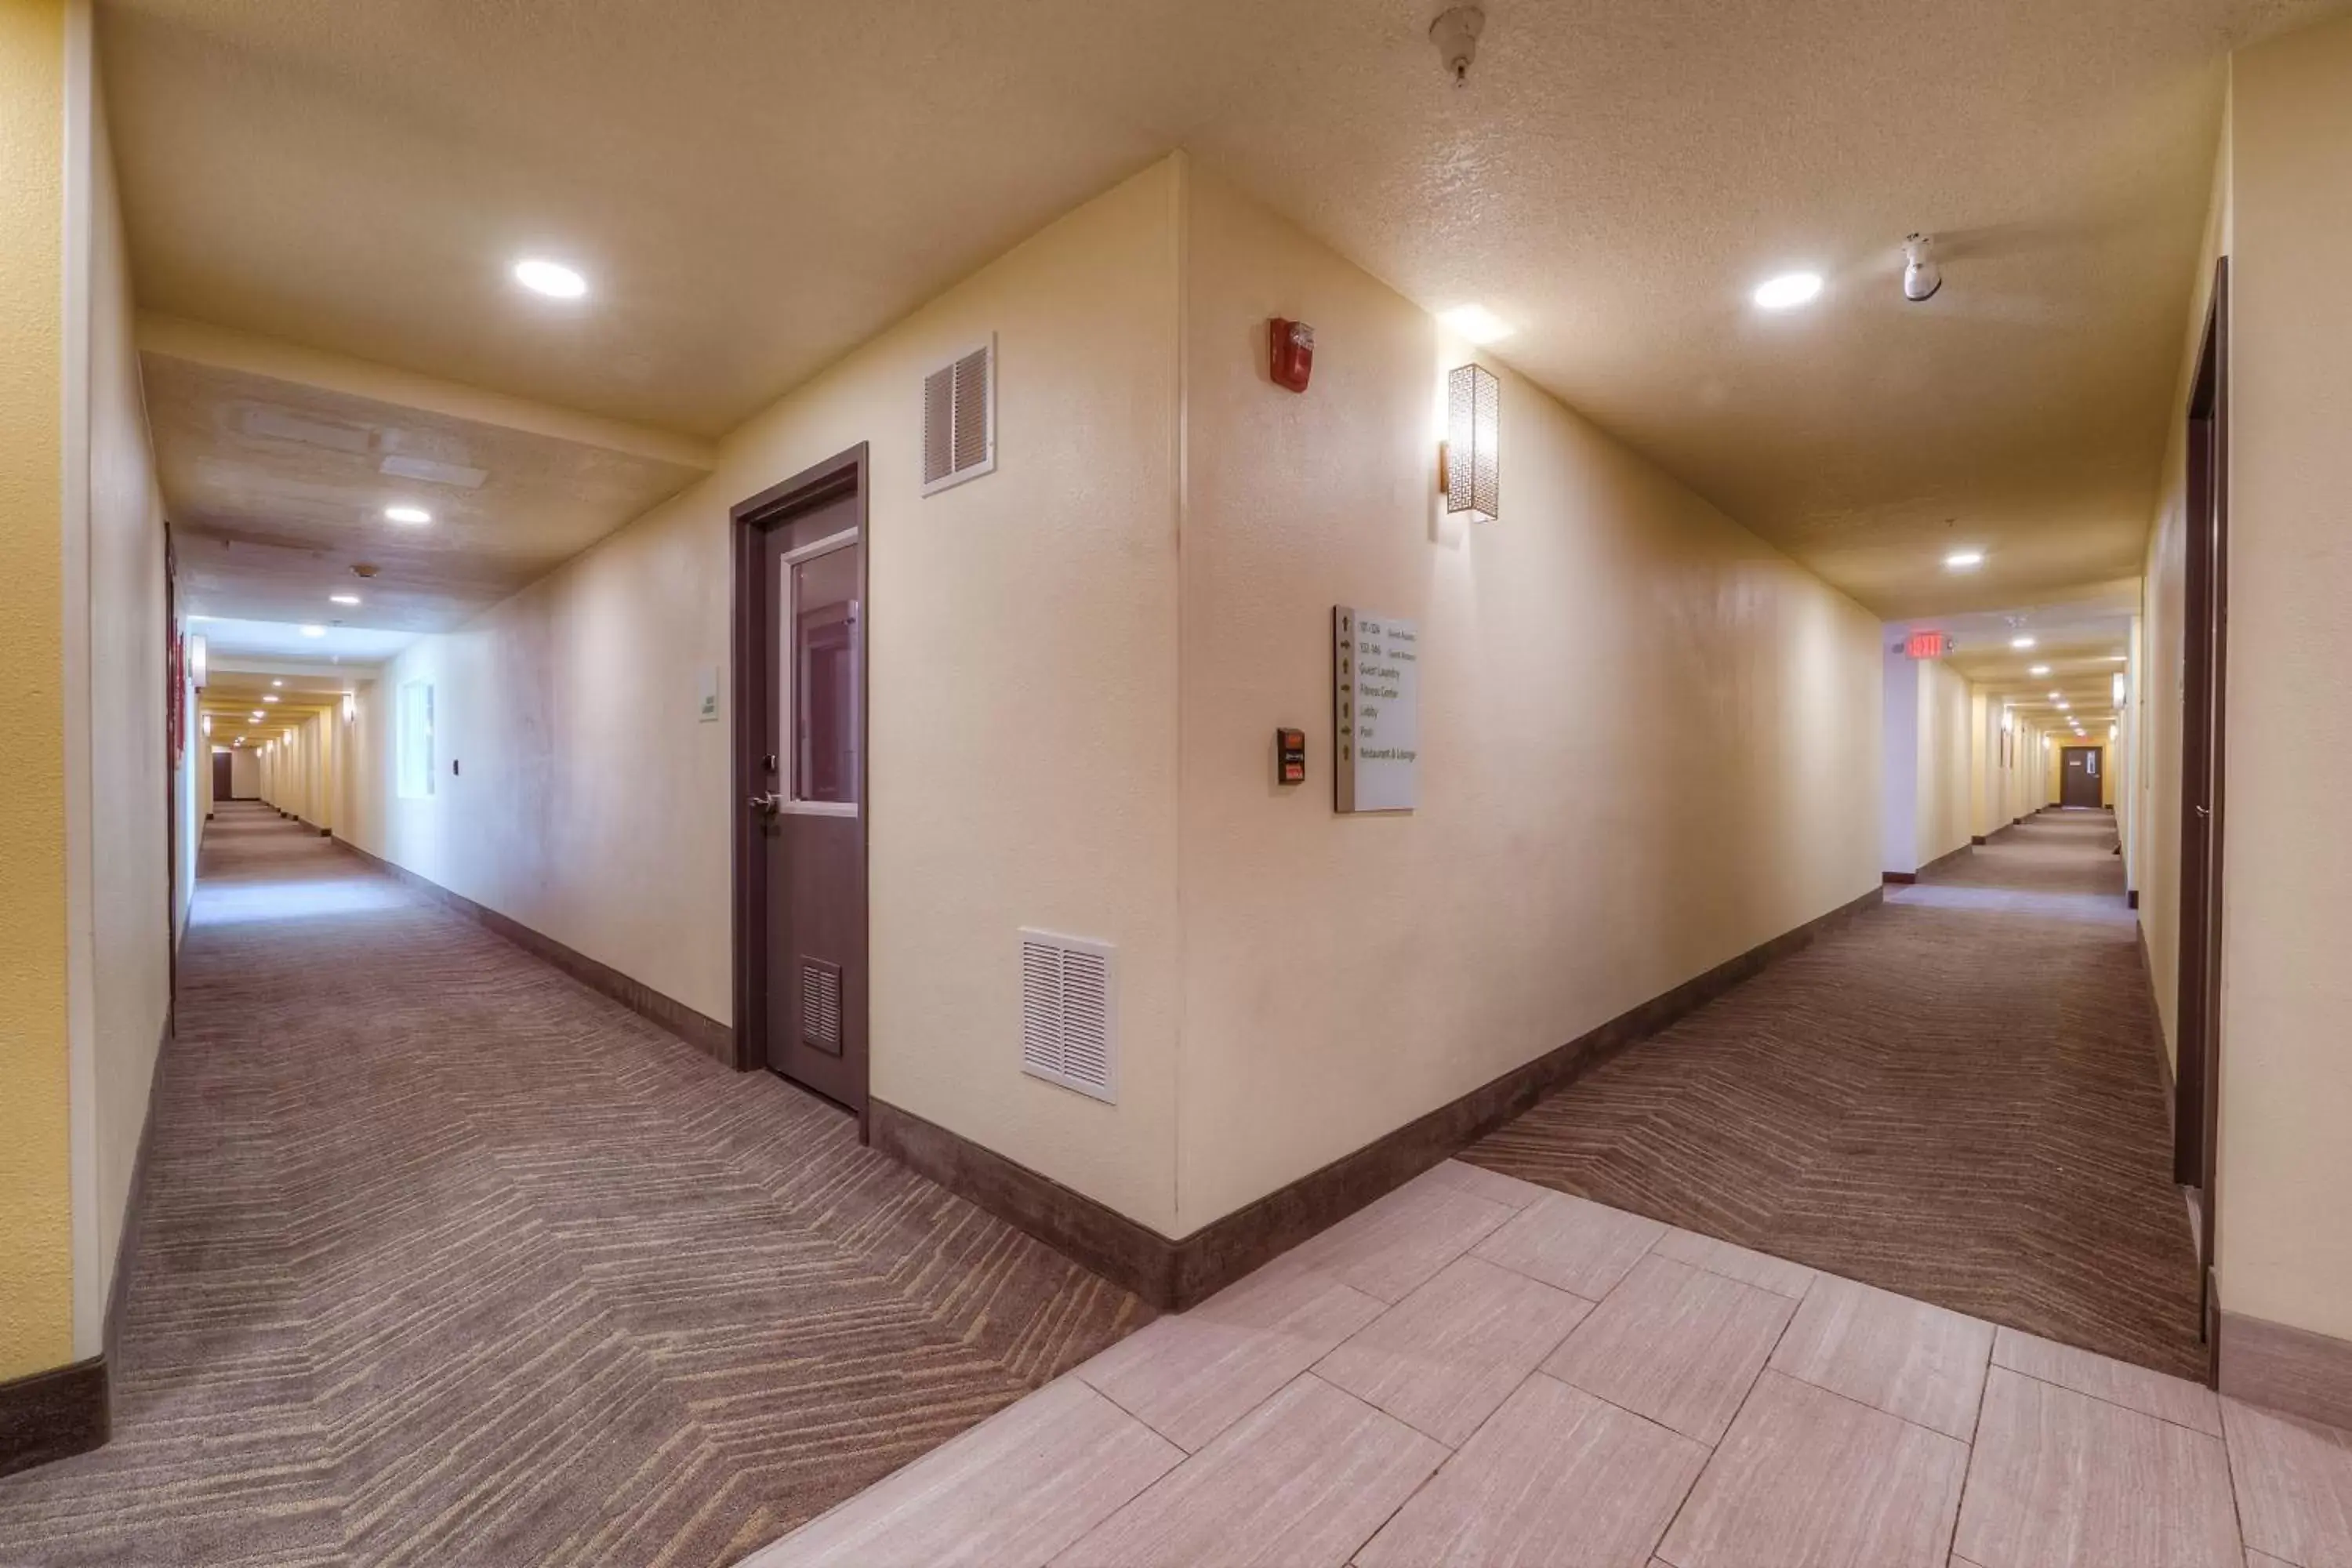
{"left": 749, "top": 792, "right": 782, "bottom": 813}
{"left": 2194, "top": 804, "right": 2211, "bottom": 818}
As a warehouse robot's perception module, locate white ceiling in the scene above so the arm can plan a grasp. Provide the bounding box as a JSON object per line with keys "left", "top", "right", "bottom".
{"left": 100, "top": 0, "right": 2345, "bottom": 622}
{"left": 189, "top": 615, "right": 415, "bottom": 662}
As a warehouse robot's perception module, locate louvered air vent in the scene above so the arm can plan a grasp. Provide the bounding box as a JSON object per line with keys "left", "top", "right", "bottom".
{"left": 1018, "top": 929, "right": 1115, "bottom": 1102}
{"left": 800, "top": 957, "right": 844, "bottom": 1056}
{"left": 921, "top": 338, "right": 996, "bottom": 495}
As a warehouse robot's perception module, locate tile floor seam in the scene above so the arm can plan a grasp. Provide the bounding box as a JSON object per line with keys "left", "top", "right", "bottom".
{"left": 1947, "top": 1323, "right": 1997, "bottom": 1568}
{"left": 1991, "top": 1356, "right": 2226, "bottom": 1442}
{"left": 2220, "top": 1399, "right": 2263, "bottom": 1566}
{"left": 1067, "top": 1365, "right": 1192, "bottom": 1455}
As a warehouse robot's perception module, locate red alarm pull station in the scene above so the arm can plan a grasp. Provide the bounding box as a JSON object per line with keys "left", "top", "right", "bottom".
{"left": 1269, "top": 318, "right": 1314, "bottom": 393}
{"left": 1276, "top": 728, "right": 1307, "bottom": 785}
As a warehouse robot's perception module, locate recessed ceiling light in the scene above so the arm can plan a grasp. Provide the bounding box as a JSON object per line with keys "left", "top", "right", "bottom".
{"left": 2029, "top": 664, "right": 2051, "bottom": 676}
{"left": 300, "top": 624, "right": 326, "bottom": 637}
{"left": 2049, "top": 691, "right": 2063, "bottom": 699}
{"left": 1944, "top": 550, "right": 1984, "bottom": 570}
{"left": 385, "top": 504, "right": 432, "bottom": 524}
{"left": 1753, "top": 271, "right": 1824, "bottom": 310}
{"left": 514, "top": 258, "right": 588, "bottom": 299}
{"left": 262, "top": 694, "right": 279, "bottom": 703}
{"left": 1438, "top": 304, "right": 1516, "bottom": 345}
{"left": 2108, "top": 654, "right": 2127, "bottom": 662}
{"left": 249, "top": 710, "right": 265, "bottom": 720}
{"left": 271, "top": 678, "right": 284, "bottom": 687}
{"left": 187, "top": 614, "right": 212, "bottom": 622}
{"left": 2010, "top": 636, "right": 2035, "bottom": 649}
{"left": 330, "top": 593, "right": 361, "bottom": 605}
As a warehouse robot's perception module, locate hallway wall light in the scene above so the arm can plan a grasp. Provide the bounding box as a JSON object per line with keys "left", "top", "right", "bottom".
{"left": 1441, "top": 363, "right": 1501, "bottom": 524}
{"left": 187, "top": 633, "right": 207, "bottom": 690}
{"left": 342, "top": 692, "right": 356, "bottom": 724}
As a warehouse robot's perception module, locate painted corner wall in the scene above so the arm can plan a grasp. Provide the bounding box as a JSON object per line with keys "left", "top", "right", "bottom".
{"left": 1882, "top": 647, "right": 1972, "bottom": 875}
{"left": 0, "top": 0, "right": 73, "bottom": 1381}
{"left": 2216, "top": 11, "right": 2352, "bottom": 1345}
{"left": 1171, "top": 167, "right": 1882, "bottom": 1232}
{"left": 341, "top": 156, "right": 1187, "bottom": 1232}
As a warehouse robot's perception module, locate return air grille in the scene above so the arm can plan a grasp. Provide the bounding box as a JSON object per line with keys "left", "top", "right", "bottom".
{"left": 921, "top": 338, "right": 996, "bottom": 495}
{"left": 1018, "top": 929, "right": 1115, "bottom": 1102}
{"left": 800, "top": 957, "right": 844, "bottom": 1056}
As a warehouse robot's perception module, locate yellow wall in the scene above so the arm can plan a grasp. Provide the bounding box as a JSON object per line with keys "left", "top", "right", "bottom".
{"left": 2216, "top": 12, "right": 2352, "bottom": 1344}
{"left": 0, "top": 0, "right": 74, "bottom": 1381}
{"left": 1170, "top": 169, "right": 1882, "bottom": 1229}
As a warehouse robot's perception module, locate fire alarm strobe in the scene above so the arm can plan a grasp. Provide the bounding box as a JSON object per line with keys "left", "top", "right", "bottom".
{"left": 1276, "top": 728, "right": 1308, "bottom": 785}
{"left": 1269, "top": 318, "right": 1314, "bottom": 393}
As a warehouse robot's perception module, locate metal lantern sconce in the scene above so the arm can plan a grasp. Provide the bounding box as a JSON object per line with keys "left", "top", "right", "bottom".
{"left": 1440, "top": 363, "right": 1500, "bottom": 524}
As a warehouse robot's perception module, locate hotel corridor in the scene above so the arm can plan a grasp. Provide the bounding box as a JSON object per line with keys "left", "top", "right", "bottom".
{"left": 1465, "top": 808, "right": 2201, "bottom": 1377}
{"left": 0, "top": 804, "right": 1144, "bottom": 1566}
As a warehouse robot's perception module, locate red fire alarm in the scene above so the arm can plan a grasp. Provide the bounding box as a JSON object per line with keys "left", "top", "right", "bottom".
{"left": 1269, "top": 318, "right": 1314, "bottom": 393}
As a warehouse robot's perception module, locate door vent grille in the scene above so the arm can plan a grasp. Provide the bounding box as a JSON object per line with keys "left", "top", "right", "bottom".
{"left": 1018, "top": 929, "right": 1115, "bottom": 1102}
{"left": 800, "top": 956, "right": 844, "bottom": 1056}
{"left": 921, "top": 338, "right": 996, "bottom": 495}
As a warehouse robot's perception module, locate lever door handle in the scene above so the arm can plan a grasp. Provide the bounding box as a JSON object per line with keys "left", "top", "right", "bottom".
{"left": 749, "top": 793, "right": 782, "bottom": 813}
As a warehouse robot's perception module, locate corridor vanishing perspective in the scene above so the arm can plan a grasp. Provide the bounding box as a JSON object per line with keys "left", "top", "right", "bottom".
{"left": 1468, "top": 808, "right": 2199, "bottom": 1377}
{"left": 0, "top": 804, "right": 1143, "bottom": 1566}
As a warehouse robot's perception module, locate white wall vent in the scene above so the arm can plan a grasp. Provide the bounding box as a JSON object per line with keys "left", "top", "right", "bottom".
{"left": 1018, "top": 928, "right": 1116, "bottom": 1102}
{"left": 921, "top": 337, "right": 996, "bottom": 495}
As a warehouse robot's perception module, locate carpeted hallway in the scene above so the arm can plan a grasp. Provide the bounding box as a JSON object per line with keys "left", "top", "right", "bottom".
{"left": 1462, "top": 808, "right": 2204, "bottom": 1379}
{"left": 0, "top": 802, "right": 1145, "bottom": 1568}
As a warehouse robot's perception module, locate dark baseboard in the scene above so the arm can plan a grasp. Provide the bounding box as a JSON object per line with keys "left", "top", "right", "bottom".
{"left": 2128, "top": 889, "right": 2140, "bottom": 909}
{"left": 1883, "top": 870, "right": 1917, "bottom": 884}
{"left": 877, "top": 884, "right": 1885, "bottom": 1311}
{"left": 2220, "top": 1310, "right": 2352, "bottom": 1432}
{"left": 0, "top": 1359, "right": 107, "bottom": 1479}
{"left": 333, "top": 839, "right": 737, "bottom": 1068}
{"left": 1971, "top": 834, "right": 1987, "bottom": 845}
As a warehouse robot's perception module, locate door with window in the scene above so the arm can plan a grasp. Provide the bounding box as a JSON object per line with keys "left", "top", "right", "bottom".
{"left": 2060, "top": 746, "right": 2102, "bottom": 808}
{"left": 733, "top": 449, "right": 868, "bottom": 1113}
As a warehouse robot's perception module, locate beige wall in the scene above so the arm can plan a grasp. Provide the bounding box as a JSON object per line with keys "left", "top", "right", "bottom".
{"left": 1914, "top": 657, "right": 1973, "bottom": 866}
{"left": 1171, "top": 169, "right": 1882, "bottom": 1229}
{"left": 344, "top": 158, "right": 1189, "bottom": 1231}
{"left": 0, "top": 0, "right": 74, "bottom": 1381}
{"left": 2215, "top": 14, "right": 2352, "bottom": 1344}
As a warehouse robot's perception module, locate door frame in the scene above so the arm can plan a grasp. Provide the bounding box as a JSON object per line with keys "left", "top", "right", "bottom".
{"left": 2059, "top": 745, "right": 2101, "bottom": 809}
{"left": 2172, "top": 256, "right": 2228, "bottom": 1373}
{"left": 729, "top": 444, "right": 871, "bottom": 1123}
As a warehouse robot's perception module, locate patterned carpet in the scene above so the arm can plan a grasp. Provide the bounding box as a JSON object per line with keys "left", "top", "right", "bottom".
{"left": 1464, "top": 808, "right": 2205, "bottom": 1379}
{"left": 0, "top": 802, "right": 1146, "bottom": 1567}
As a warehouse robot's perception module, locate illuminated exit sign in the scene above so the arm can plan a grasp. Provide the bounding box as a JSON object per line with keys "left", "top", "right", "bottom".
{"left": 1906, "top": 630, "right": 1950, "bottom": 659}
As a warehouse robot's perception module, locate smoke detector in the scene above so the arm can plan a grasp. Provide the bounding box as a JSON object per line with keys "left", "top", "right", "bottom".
{"left": 1902, "top": 234, "right": 1942, "bottom": 303}
{"left": 1430, "top": 7, "right": 1485, "bottom": 86}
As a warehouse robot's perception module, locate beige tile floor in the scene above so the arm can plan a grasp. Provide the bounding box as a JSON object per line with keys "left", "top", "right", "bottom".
{"left": 741, "top": 1163, "right": 2352, "bottom": 1568}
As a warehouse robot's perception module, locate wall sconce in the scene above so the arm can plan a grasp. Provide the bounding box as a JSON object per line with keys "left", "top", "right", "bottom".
{"left": 187, "top": 633, "right": 207, "bottom": 690}
{"left": 342, "top": 691, "right": 356, "bottom": 723}
{"left": 1439, "top": 363, "right": 1500, "bottom": 524}
{"left": 2111, "top": 671, "right": 2127, "bottom": 706}
{"left": 201, "top": 713, "right": 212, "bottom": 737}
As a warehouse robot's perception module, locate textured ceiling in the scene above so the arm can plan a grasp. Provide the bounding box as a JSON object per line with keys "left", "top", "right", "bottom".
{"left": 147, "top": 351, "right": 706, "bottom": 631}
{"left": 100, "top": 0, "right": 2343, "bottom": 619}
{"left": 197, "top": 667, "right": 350, "bottom": 750}
{"left": 1892, "top": 594, "right": 2136, "bottom": 730}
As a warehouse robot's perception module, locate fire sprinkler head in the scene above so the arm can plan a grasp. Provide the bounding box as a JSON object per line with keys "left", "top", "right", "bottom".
{"left": 1430, "top": 6, "right": 1485, "bottom": 87}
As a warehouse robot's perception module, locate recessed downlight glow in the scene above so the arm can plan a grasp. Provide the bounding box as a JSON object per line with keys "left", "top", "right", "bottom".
{"left": 385, "top": 505, "right": 432, "bottom": 524}
{"left": 2010, "top": 636, "right": 2036, "bottom": 649}
{"left": 300, "top": 624, "right": 326, "bottom": 637}
{"left": 1753, "top": 271, "right": 1824, "bottom": 310}
{"left": 270, "top": 678, "right": 284, "bottom": 687}
{"left": 1944, "top": 550, "right": 1985, "bottom": 570}
{"left": 263, "top": 694, "right": 279, "bottom": 703}
{"left": 1438, "top": 304, "right": 1517, "bottom": 345}
{"left": 2029, "top": 664, "right": 2052, "bottom": 676}
{"left": 514, "top": 258, "right": 588, "bottom": 299}
{"left": 329, "top": 593, "right": 361, "bottom": 605}
{"left": 249, "top": 710, "right": 265, "bottom": 720}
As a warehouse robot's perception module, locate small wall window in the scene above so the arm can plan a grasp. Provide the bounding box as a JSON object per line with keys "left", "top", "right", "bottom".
{"left": 397, "top": 680, "right": 434, "bottom": 799}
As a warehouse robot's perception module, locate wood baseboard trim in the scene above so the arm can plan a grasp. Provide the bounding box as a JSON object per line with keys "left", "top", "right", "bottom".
{"left": 333, "top": 839, "right": 738, "bottom": 1069}
{"left": 877, "top": 884, "right": 1884, "bottom": 1311}
{"left": 2220, "top": 1310, "right": 2352, "bottom": 1432}
{"left": 1882, "top": 870, "right": 1918, "bottom": 884}
{"left": 0, "top": 1358, "right": 107, "bottom": 1479}
{"left": 1971, "top": 835, "right": 1987, "bottom": 845}
{"left": 2128, "top": 889, "right": 2140, "bottom": 909}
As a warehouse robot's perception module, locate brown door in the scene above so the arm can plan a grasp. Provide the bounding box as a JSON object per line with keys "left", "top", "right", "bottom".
{"left": 2175, "top": 259, "right": 2229, "bottom": 1365}
{"left": 212, "top": 749, "right": 231, "bottom": 804}
{"left": 732, "top": 447, "right": 869, "bottom": 1115}
{"left": 2060, "top": 746, "right": 2101, "bottom": 808}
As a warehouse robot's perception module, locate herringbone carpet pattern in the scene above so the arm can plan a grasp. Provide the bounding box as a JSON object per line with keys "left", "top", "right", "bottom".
{"left": 0, "top": 803, "right": 1146, "bottom": 1567}
{"left": 1465, "top": 808, "right": 2204, "bottom": 1378}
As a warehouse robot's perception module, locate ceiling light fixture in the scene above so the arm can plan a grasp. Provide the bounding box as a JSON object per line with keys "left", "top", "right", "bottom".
{"left": 300, "top": 624, "right": 326, "bottom": 637}
{"left": 1439, "top": 304, "right": 1516, "bottom": 345}
{"left": 2029, "top": 664, "right": 2051, "bottom": 676}
{"left": 330, "top": 593, "right": 361, "bottom": 605}
{"left": 385, "top": 504, "right": 432, "bottom": 524}
{"left": 270, "top": 678, "right": 284, "bottom": 687}
{"left": 2010, "top": 636, "right": 2035, "bottom": 649}
{"left": 1753, "top": 271, "right": 1824, "bottom": 310}
{"left": 514, "top": 258, "right": 588, "bottom": 299}
{"left": 2049, "top": 691, "right": 2063, "bottom": 700}
{"left": 2109, "top": 654, "right": 2127, "bottom": 662}
{"left": 250, "top": 710, "right": 265, "bottom": 720}
{"left": 1944, "top": 550, "right": 1984, "bottom": 570}
{"left": 263, "top": 695, "right": 279, "bottom": 703}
